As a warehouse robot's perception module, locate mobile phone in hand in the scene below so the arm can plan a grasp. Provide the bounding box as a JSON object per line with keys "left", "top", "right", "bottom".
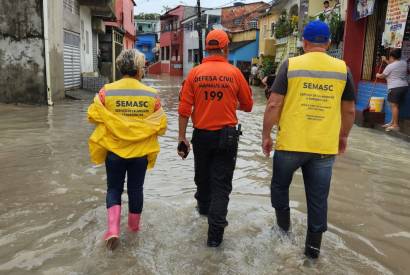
{"left": 178, "top": 141, "right": 189, "bottom": 159}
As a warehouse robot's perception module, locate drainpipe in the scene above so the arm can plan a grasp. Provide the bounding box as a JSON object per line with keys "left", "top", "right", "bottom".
{"left": 43, "top": 0, "right": 53, "bottom": 106}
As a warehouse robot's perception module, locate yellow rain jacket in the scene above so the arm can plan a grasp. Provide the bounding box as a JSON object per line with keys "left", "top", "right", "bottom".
{"left": 87, "top": 96, "right": 167, "bottom": 169}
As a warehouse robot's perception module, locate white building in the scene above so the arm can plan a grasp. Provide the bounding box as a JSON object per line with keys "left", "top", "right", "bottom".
{"left": 181, "top": 9, "right": 222, "bottom": 75}
{"left": 80, "top": 6, "right": 94, "bottom": 74}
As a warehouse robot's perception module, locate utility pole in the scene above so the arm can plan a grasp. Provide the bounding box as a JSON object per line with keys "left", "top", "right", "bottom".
{"left": 196, "top": 0, "right": 204, "bottom": 63}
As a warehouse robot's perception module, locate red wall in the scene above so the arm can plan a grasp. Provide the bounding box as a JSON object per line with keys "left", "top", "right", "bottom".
{"left": 159, "top": 5, "right": 185, "bottom": 74}
{"left": 160, "top": 32, "right": 172, "bottom": 47}
{"left": 148, "top": 62, "right": 162, "bottom": 74}
{"left": 343, "top": 0, "right": 367, "bottom": 88}
{"left": 105, "top": 0, "right": 136, "bottom": 46}
{"left": 122, "top": 0, "right": 136, "bottom": 38}
{"left": 161, "top": 63, "right": 170, "bottom": 73}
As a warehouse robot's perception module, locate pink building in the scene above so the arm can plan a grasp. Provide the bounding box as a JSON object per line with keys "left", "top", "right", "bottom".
{"left": 100, "top": 0, "right": 136, "bottom": 80}
{"left": 105, "top": 0, "right": 136, "bottom": 49}
{"left": 149, "top": 5, "right": 196, "bottom": 76}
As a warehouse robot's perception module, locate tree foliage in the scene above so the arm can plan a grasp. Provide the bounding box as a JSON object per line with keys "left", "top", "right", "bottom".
{"left": 135, "top": 13, "right": 160, "bottom": 20}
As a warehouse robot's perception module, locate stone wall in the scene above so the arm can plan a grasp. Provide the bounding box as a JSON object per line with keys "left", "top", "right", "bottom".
{"left": 0, "top": 0, "right": 46, "bottom": 104}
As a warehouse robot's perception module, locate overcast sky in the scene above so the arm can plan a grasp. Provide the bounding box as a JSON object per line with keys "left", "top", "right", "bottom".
{"left": 134, "top": 0, "right": 269, "bottom": 14}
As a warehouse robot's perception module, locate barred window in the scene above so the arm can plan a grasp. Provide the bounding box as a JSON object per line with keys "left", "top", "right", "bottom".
{"left": 249, "top": 20, "right": 258, "bottom": 29}
{"left": 64, "top": 0, "right": 79, "bottom": 15}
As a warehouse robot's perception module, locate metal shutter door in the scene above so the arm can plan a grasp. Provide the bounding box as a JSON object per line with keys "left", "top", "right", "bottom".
{"left": 92, "top": 32, "right": 98, "bottom": 72}
{"left": 64, "top": 31, "right": 81, "bottom": 90}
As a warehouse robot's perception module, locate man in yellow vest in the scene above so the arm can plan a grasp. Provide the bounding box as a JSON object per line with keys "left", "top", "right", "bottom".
{"left": 88, "top": 49, "right": 167, "bottom": 249}
{"left": 262, "top": 20, "right": 356, "bottom": 259}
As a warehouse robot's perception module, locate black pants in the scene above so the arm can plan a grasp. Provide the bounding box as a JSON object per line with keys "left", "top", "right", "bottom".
{"left": 105, "top": 152, "right": 148, "bottom": 214}
{"left": 192, "top": 128, "right": 239, "bottom": 228}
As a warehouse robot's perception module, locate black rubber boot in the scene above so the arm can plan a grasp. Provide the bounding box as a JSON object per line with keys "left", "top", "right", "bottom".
{"left": 196, "top": 203, "right": 209, "bottom": 216}
{"left": 207, "top": 225, "right": 224, "bottom": 247}
{"left": 304, "top": 231, "right": 323, "bottom": 259}
{"left": 275, "top": 208, "right": 290, "bottom": 232}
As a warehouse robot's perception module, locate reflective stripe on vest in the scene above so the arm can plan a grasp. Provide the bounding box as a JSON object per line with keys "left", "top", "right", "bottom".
{"left": 104, "top": 78, "right": 158, "bottom": 120}
{"left": 275, "top": 52, "right": 347, "bottom": 155}
{"left": 105, "top": 89, "right": 158, "bottom": 98}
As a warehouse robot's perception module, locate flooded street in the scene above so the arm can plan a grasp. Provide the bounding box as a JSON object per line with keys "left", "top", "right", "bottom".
{"left": 0, "top": 75, "right": 409, "bottom": 275}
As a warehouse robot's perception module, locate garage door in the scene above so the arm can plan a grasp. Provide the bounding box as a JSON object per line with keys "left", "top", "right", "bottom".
{"left": 64, "top": 31, "right": 81, "bottom": 90}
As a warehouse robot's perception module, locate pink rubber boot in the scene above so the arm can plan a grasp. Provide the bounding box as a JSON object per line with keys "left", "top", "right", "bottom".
{"left": 128, "top": 213, "right": 141, "bottom": 232}
{"left": 103, "top": 205, "right": 121, "bottom": 249}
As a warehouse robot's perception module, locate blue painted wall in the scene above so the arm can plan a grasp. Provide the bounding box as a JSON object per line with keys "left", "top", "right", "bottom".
{"left": 228, "top": 32, "right": 259, "bottom": 65}
{"left": 135, "top": 33, "right": 157, "bottom": 63}
{"left": 356, "top": 81, "right": 410, "bottom": 123}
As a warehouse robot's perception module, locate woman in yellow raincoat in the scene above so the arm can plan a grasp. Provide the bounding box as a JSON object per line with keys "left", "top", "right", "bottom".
{"left": 88, "top": 49, "right": 167, "bottom": 249}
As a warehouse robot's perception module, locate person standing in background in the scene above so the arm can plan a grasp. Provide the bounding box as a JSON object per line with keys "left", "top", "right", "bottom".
{"left": 250, "top": 64, "right": 259, "bottom": 85}
{"left": 377, "top": 48, "right": 409, "bottom": 132}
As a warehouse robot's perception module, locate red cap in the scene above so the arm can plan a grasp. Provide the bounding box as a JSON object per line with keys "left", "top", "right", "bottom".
{"left": 206, "top": 30, "right": 230, "bottom": 50}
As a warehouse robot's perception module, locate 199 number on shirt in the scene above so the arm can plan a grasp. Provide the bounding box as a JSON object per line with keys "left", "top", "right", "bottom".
{"left": 204, "top": 91, "right": 223, "bottom": 101}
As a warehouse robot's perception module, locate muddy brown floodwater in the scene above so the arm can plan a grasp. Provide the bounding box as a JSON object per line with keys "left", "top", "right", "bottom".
{"left": 0, "top": 75, "right": 409, "bottom": 275}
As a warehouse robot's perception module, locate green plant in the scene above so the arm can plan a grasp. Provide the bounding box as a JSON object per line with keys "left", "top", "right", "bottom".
{"left": 275, "top": 10, "right": 293, "bottom": 39}
{"left": 261, "top": 58, "right": 275, "bottom": 76}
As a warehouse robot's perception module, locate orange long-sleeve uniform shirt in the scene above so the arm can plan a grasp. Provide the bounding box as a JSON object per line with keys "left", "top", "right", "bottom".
{"left": 178, "top": 56, "right": 253, "bottom": 130}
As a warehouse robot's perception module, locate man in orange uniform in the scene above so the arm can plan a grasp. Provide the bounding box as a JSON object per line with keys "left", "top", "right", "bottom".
{"left": 178, "top": 30, "right": 253, "bottom": 247}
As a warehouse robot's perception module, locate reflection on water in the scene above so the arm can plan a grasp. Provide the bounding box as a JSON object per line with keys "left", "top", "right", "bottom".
{"left": 0, "top": 75, "right": 409, "bottom": 274}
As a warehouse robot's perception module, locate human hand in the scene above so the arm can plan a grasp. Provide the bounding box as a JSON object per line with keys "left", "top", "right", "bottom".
{"left": 339, "top": 136, "right": 348, "bottom": 154}
{"left": 262, "top": 136, "right": 273, "bottom": 157}
{"left": 177, "top": 137, "right": 191, "bottom": 159}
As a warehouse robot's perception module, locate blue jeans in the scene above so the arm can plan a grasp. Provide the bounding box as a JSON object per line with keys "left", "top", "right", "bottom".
{"left": 271, "top": 150, "right": 335, "bottom": 233}
{"left": 105, "top": 152, "right": 148, "bottom": 214}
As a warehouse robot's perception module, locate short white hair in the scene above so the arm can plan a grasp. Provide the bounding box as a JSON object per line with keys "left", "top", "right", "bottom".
{"left": 116, "top": 49, "right": 145, "bottom": 76}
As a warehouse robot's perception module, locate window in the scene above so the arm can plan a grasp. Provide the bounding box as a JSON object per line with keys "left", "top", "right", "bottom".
{"left": 166, "top": 46, "right": 170, "bottom": 60}
{"left": 86, "top": 31, "right": 89, "bottom": 54}
{"left": 63, "top": 0, "right": 79, "bottom": 15}
{"left": 193, "top": 49, "right": 199, "bottom": 64}
{"left": 138, "top": 25, "right": 143, "bottom": 32}
{"left": 271, "top": 22, "right": 275, "bottom": 37}
{"left": 188, "top": 49, "right": 193, "bottom": 63}
{"left": 161, "top": 47, "right": 165, "bottom": 60}
{"left": 234, "top": 18, "right": 242, "bottom": 26}
{"left": 249, "top": 20, "right": 258, "bottom": 29}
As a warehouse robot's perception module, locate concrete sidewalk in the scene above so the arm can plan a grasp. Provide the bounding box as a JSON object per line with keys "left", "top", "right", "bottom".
{"left": 65, "top": 89, "right": 96, "bottom": 100}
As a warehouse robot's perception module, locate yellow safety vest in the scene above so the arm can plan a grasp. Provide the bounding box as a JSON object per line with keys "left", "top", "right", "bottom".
{"left": 276, "top": 52, "right": 347, "bottom": 155}
{"left": 104, "top": 77, "right": 158, "bottom": 120}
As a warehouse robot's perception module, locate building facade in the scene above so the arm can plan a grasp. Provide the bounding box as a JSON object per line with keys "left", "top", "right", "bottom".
{"left": 221, "top": 2, "right": 270, "bottom": 32}
{"left": 135, "top": 17, "right": 160, "bottom": 64}
{"left": 150, "top": 5, "right": 196, "bottom": 76}
{"left": 228, "top": 29, "right": 260, "bottom": 74}
{"left": 181, "top": 9, "right": 222, "bottom": 75}
{"left": 343, "top": 0, "right": 410, "bottom": 135}
{"left": 0, "top": 0, "right": 115, "bottom": 104}
{"left": 101, "top": 0, "right": 136, "bottom": 81}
